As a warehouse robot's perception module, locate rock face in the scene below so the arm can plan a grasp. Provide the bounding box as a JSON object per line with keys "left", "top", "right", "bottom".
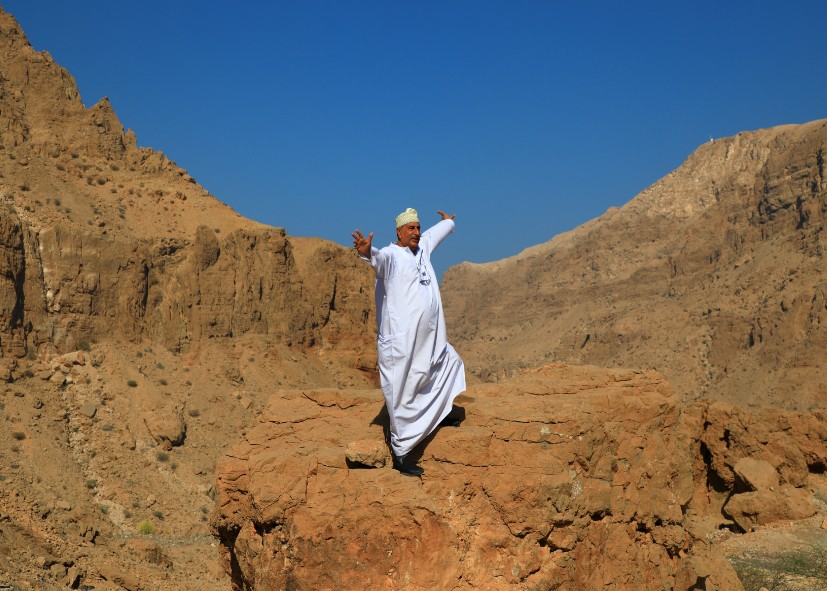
{"left": 442, "top": 119, "right": 827, "bottom": 410}
{"left": 212, "top": 365, "right": 746, "bottom": 591}
{"left": 0, "top": 8, "right": 378, "bottom": 370}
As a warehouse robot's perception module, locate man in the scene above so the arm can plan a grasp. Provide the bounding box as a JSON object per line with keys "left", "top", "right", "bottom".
{"left": 352, "top": 208, "right": 466, "bottom": 477}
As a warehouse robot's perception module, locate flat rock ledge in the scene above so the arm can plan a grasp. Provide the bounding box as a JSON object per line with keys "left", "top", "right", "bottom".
{"left": 212, "top": 364, "right": 826, "bottom": 590}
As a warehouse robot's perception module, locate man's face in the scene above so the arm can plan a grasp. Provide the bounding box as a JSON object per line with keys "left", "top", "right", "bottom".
{"left": 397, "top": 222, "right": 421, "bottom": 251}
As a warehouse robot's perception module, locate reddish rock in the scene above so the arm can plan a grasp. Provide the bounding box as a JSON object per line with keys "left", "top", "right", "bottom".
{"left": 723, "top": 488, "right": 816, "bottom": 532}
{"left": 212, "top": 365, "right": 743, "bottom": 591}
{"left": 345, "top": 440, "right": 388, "bottom": 467}
{"left": 143, "top": 406, "right": 185, "bottom": 451}
{"left": 733, "top": 457, "right": 779, "bottom": 492}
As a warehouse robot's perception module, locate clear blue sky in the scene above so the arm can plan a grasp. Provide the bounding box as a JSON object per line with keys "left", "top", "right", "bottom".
{"left": 6, "top": 1, "right": 827, "bottom": 276}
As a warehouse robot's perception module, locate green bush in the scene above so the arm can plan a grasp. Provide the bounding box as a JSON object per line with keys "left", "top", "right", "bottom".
{"left": 137, "top": 520, "right": 155, "bottom": 535}
{"left": 127, "top": 380, "right": 138, "bottom": 388}
{"left": 23, "top": 369, "right": 33, "bottom": 378}
{"left": 71, "top": 152, "right": 79, "bottom": 158}
{"left": 12, "top": 432, "right": 25, "bottom": 440}
{"left": 156, "top": 452, "right": 169, "bottom": 462}
{"left": 187, "top": 408, "right": 201, "bottom": 417}
{"left": 85, "top": 479, "right": 97, "bottom": 489}
{"left": 152, "top": 510, "right": 164, "bottom": 520}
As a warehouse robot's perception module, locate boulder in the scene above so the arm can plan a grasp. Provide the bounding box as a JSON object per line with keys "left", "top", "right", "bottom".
{"left": 120, "top": 428, "right": 136, "bottom": 450}
{"left": 212, "top": 365, "right": 742, "bottom": 591}
{"left": 143, "top": 406, "right": 185, "bottom": 450}
{"left": 734, "top": 457, "right": 779, "bottom": 491}
{"left": 61, "top": 351, "right": 85, "bottom": 365}
{"left": 723, "top": 488, "right": 817, "bottom": 532}
{"left": 79, "top": 401, "right": 97, "bottom": 418}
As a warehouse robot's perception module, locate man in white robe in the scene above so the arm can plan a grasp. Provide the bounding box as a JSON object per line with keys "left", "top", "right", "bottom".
{"left": 352, "top": 208, "right": 466, "bottom": 476}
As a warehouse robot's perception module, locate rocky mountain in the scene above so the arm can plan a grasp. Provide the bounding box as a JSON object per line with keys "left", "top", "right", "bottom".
{"left": 0, "top": 6, "right": 378, "bottom": 589}
{"left": 442, "top": 119, "right": 827, "bottom": 411}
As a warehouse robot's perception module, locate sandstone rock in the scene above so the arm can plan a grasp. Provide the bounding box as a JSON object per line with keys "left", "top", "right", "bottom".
{"left": 734, "top": 457, "right": 779, "bottom": 491}
{"left": 143, "top": 406, "right": 185, "bottom": 450}
{"left": 62, "top": 350, "right": 85, "bottom": 365}
{"left": 55, "top": 500, "right": 71, "bottom": 510}
{"left": 120, "top": 428, "right": 136, "bottom": 450}
{"left": 49, "top": 563, "right": 66, "bottom": 578}
{"left": 345, "top": 440, "right": 388, "bottom": 467}
{"left": 37, "top": 369, "right": 51, "bottom": 380}
{"left": 212, "top": 365, "right": 741, "bottom": 591}
{"left": 66, "top": 566, "right": 84, "bottom": 588}
{"left": 723, "top": 488, "right": 816, "bottom": 532}
{"left": 49, "top": 371, "right": 65, "bottom": 386}
{"left": 79, "top": 401, "right": 96, "bottom": 418}
{"left": 97, "top": 561, "right": 142, "bottom": 591}
{"left": 125, "top": 538, "right": 172, "bottom": 568}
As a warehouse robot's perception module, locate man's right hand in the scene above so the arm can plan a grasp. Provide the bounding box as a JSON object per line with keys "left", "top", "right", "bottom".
{"left": 351, "top": 229, "right": 373, "bottom": 259}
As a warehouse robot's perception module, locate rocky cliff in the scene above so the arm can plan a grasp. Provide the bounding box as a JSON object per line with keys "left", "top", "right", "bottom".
{"left": 442, "top": 120, "right": 827, "bottom": 410}
{"left": 0, "top": 6, "right": 378, "bottom": 382}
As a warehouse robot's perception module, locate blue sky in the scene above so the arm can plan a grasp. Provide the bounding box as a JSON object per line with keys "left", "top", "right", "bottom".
{"left": 6, "top": 1, "right": 827, "bottom": 276}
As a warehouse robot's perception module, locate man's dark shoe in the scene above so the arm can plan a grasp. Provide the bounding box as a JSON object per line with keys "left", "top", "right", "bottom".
{"left": 439, "top": 416, "right": 462, "bottom": 427}
{"left": 393, "top": 454, "right": 424, "bottom": 477}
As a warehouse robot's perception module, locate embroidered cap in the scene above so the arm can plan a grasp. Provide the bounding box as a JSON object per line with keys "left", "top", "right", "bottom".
{"left": 395, "top": 208, "right": 419, "bottom": 228}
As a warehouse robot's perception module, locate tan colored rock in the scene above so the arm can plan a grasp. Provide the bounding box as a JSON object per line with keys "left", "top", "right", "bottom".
{"left": 125, "top": 538, "right": 172, "bottom": 568}
{"left": 62, "top": 350, "right": 85, "bottom": 365}
{"left": 212, "top": 365, "right": 741, "bottom": 591}
{"left": 37, "top": 370, "right": 50, "bottom": 380}
{"left": 120, "top": 428, "right": 136, "bottom": 450}
{"left": 345, "top": 440, "right": 388, "bottom": 467}
{"left": 48, "top": 371, "right": 65, "bottom": 386}
{"left": 143, "top": 406, "right": 185, "bottom": 450}
{"left": 723, "top": 488, "right": 816, "bottom": 532}
{"left": 734, "top": 457, "right": 780, "bottom": 491}
{"left": 97, "top": 561, "right": 142, "bottom": 591}
{"left": 79, "top": 401, "right": 96, "bottom": 418}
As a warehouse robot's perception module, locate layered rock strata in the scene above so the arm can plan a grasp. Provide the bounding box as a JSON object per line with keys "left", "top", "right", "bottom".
{"left": 213, "top": 365, "right": 767, "bottom": 591}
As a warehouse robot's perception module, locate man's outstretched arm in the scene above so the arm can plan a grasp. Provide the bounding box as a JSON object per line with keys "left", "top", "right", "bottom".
{"left": 351, "top": 229, "right": 387, "bottom": 277}
{"left": 422, "top": 211, "right": 456, "bottom": 253}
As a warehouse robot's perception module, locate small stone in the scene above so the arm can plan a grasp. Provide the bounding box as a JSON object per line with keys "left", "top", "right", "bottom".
{"left": 49, "top": 372, "right": 65, "bottom": 386}
{"left": 345, "top": 440, "right": 389, "bottom": 468}
{"left": 79, "top": 402, "right": 97, "bottom": 418}
{"left": 38, "top": 370, "right": 51, "bottom": 380}
{"left": 821, "top": 516, "right": 827, "bottom": 529}
{"left": 31, "top": 397, "right": 43, "bottom": 409}
{"left": 146, "top": 494, "right": 156, "bottom": 506}
{"left": 56, "top": 500, "right": 72, "bottom": 510}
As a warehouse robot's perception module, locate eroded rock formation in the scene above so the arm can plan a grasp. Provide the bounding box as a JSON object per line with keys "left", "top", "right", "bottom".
{"left": 214, "top": 365, "right": 827, "bottom": 590}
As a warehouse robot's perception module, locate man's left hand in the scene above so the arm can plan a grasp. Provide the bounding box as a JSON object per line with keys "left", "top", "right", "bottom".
{"left": 438, "top": 210, "right": 455, "bottom": 220}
